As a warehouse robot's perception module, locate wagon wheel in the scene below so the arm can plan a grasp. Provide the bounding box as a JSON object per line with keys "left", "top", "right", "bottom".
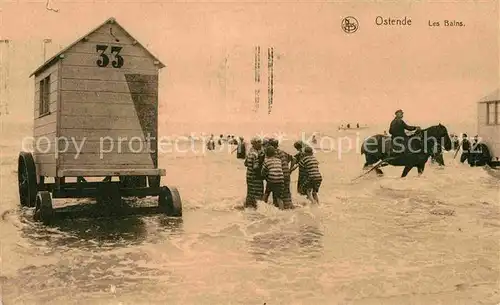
{"left": 159, "top": 186, "right": 182, "bottom": 217}
{"left": 34, "top": 191, "right": 54, "bottom": 225}
{"left": 18, "top": 152, "right": 37, "bottom": 207}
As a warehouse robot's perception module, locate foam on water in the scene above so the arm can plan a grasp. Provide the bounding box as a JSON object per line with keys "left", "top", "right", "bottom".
{"left": 0, "top": 125, "right": 498, "bottom": 304}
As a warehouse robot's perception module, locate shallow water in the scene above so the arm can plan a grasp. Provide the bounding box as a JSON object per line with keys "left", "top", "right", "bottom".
{"left": 0, "top": 127, "right": 499, "bottom": 305}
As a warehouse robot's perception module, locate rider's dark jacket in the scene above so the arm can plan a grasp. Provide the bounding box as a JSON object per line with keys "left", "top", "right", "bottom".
{"left": 389, "top": 118, "right": 417, "bottom": 138}
{"left": 461, "top": 139, "right": 471, "bottom": 151}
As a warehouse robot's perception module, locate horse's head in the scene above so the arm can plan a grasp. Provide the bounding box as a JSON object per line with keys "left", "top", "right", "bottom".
{"left": 425, "top": 123, "right": 452, "bottom": 151}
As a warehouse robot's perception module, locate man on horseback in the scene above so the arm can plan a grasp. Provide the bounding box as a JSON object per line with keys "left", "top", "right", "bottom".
{"left": 388, "top": 109, "right": 420, "bottom": 156}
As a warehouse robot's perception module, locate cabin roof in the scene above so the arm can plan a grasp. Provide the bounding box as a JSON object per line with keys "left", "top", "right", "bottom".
{"left": 30, "top": 17, "right": 165, "bottom": 77}
{"left": 478, "top": 88, "right": 500, "bottom": 103}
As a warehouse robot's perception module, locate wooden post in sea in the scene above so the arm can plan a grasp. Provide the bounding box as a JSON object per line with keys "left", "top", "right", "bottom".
{"left": 267, "top": 47, "right": 274, "bottom": 115}
{"left": 0, "top": 39, "right": 10, "bottom": 115}
{"left": 254, "top": 46, "right": 261, "bottom": 113}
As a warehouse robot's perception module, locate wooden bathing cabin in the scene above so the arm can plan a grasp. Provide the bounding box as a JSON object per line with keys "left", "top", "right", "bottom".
{"left": 477, "top": 89, "right": 500, "bottom": 167}
{"left": 18, "top": 17, "right": 181, "bottom": 224}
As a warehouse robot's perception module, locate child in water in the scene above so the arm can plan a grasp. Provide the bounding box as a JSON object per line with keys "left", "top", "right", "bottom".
{"left": 299, "top": 146, "right": 322, "bottom": 204}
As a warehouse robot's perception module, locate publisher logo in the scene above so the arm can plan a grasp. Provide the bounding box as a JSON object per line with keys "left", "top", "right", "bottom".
{"left": 342, "top": 16, "right": 359, "bottom": 34}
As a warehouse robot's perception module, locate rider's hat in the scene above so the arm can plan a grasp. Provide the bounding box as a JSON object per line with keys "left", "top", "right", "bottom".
{"left": 395, "top": 109, "right": 403, "bottom": 115}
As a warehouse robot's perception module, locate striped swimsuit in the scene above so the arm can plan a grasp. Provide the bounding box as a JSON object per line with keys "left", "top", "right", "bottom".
{"left": 276, "top": 149, "right": 293, "bottom": 205}
{"left": 244, "top": 148, "right": 264, "bottom": 207}
{"left": 294, "top": 151, "right": 308, "bottom": 195}
{"left": 261, "top": 156, "right": 285, "bottom": 207}
{"left": 276, "top": 149, "right": 292, "bottom": 178}
{"left": 262, "top": 157, "right": 284, "bottom": 184}
{"left": 299, "top": 154, "right": 322, "bottom": 192}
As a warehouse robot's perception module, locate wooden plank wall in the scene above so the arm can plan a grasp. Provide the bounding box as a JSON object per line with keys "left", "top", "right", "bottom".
{"left": 478, "top": 102, "right": 500, "bottom": 158}
{"left": 33, "top": 62, "right": 59, "bottom": 177}
{"left": 58, "top": 23, "right": 159, "bottom": 171}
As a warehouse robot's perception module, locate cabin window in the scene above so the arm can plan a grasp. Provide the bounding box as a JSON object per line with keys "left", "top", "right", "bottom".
{"left": 486, "top": 101, "right": 499, "bottom": 125}
{"left": 485, "top": 101, "right": 500, "bottom": 125}
{"left": 38, "top": 75, "right": 51, "bottom": 116}
{"left": 497, "top": 102, "right": 500, "bottom": 125}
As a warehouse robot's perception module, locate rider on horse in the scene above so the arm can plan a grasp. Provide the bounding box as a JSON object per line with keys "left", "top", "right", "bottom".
{"left": 389, "top": 109, "right": 420, "bottom": 156}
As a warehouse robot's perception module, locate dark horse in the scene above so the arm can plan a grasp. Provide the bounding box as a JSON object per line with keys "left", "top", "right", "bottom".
{"left": 361, "top": 124, "right": 452, "bottom": 177}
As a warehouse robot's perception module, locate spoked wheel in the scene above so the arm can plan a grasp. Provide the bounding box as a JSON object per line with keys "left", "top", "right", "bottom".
{"left": 18, "top": 152, "right": 37, "bottom": 207}
{"left": 158, "top": 186, "right": 182, "bottom": 217}
{"left": 34, "top": 191, "right": 54, "bottom": 225}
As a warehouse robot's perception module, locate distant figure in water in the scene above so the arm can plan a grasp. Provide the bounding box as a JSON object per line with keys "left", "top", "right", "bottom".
{"left": 311, "top": 134, "right": 317, "bottom": 145}
{"left": 232, "top": 137, "right": 246, "bottom": 159}
{"left": 459, "top": 134, "right": 471, "bottom": 163}
{"left": 356, "top": 123, "right": 360, "bottom": 128}
{"left": 229, "top": 135, "right": 238, "bottom": 145}
{"left": 339, "top": 124, "right": 344, "bottom": 130}
{"left": 472, "top": 135, "right": 479, "bottom": 146}
{"left": 469, "top": 135, "right": 491, "bottom": 167}
{"left": 452, "top": 134, "right": 460, "bottom": 150}
{"left": 347, "top": 123, "right": 351, "bottom": 129}
{"left": 218, "top": 134, "right": 224, "bottom": 146}
{"left": 299, "top": 146, "right": 322, "bottom": 204}
{"left": 206, "top": 134, "right": 216, "bottom": 150}
{"left": 383, "top": 130, "right": 388, "bottom": 136}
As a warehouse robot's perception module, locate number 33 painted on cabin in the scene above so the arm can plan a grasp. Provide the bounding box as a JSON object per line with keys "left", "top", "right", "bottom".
{"left": 95, "top": 44, "right": 124, "bottom": 68}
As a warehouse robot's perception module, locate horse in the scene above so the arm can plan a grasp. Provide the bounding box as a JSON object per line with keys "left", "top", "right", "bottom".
{"left": 361, "top": 124, "right": 452, "bottom": 177}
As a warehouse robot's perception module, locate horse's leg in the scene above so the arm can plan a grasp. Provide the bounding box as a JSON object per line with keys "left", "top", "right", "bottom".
{"left": 362, "top": 158, "right": 371, "bottom": 169}
{"left": 417, "top": 164, "right": 425, "bottom": 176}
{"left": 363, "top": 154, "right": 379, "bottom": 170}
{"left": 401, "top": 166, "right": 412, "bottom": 177}
{"left": 437, "top": 154, "right": 445, "bottom": 166}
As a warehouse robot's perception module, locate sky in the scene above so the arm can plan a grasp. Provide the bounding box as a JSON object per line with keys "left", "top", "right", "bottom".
{"left": 0, "top": 0, "right": 498, "bottom": 131}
